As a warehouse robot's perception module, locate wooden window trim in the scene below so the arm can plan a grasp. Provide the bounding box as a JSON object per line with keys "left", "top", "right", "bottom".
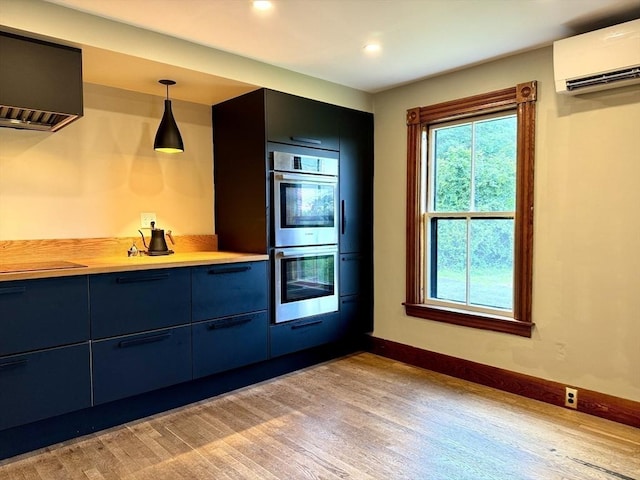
{"left": 405, "top": 82, "right": 537, "bottom": 338}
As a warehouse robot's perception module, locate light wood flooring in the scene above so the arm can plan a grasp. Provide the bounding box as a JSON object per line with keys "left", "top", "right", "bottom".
{"left": 1, "top": 353, "right": 638, "bottom": 479}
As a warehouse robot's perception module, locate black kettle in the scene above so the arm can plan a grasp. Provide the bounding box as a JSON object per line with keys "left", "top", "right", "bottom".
{"left": 139, "top": 221, "right": 174, "bottom": 256}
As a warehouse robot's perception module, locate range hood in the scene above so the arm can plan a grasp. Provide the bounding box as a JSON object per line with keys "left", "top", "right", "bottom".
{"left": 0, "top": 31, "right": 83, "bottom": 132}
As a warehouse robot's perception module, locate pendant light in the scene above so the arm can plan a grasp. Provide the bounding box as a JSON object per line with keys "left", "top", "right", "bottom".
{"left": 154, "top": 79, "right": 184, "bottom": 153}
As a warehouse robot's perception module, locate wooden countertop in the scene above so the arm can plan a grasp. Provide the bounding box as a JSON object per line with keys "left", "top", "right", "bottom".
{"left": 0, "top": 251, "right": 268, "bottom": 282}
{"left": 0, "top": 235, "right": 268, "bottom": 282}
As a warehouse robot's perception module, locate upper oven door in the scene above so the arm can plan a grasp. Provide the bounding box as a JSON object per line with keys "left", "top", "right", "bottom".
{"left": 273, "top": 171, "right": 338, "bottom": 247}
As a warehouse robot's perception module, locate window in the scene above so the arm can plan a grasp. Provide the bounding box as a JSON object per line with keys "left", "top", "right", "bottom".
{"left": 405, "top": 82, "right": 537, "bottom": 337}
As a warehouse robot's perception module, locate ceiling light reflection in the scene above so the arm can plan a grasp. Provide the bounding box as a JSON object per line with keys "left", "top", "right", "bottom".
{"left": 253, "top": 1, "right": 273, "bottom": 10}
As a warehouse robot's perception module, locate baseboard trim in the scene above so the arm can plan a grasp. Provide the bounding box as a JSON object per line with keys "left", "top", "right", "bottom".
{"left": 367, "top": 337, "right": 639, "bottom": 429}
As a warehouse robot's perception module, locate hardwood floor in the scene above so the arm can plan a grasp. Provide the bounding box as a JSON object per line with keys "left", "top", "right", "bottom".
{"left": 0, "top": 353, "right": 638, "bottom": 479}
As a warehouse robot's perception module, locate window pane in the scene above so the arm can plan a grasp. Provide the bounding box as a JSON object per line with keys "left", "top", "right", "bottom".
{"left": 433, "top": 124, "right": 471, "bottom": 212}
{"left": 473, "top": 116, "right": 516, "bottom": 212}
{"left": 469, "top": 219, "right": 514, "bottom": 310}
{"left": 431, "top": 218, "right": 467, "bottom": 303}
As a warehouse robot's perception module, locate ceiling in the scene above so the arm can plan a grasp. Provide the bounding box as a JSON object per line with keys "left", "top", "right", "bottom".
{"left": 44, "top": 0, "right": 640, "bottom": 94}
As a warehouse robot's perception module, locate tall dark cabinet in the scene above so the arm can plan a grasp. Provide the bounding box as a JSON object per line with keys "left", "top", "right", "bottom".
{"left": 212, "top": 88, "right": 374, "bottom": 338}
{"left": 338, "top": 108, "right": 374, "bottom": 334}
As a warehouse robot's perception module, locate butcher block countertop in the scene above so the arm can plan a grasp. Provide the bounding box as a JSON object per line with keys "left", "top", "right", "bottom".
{"left": 0, "top": 235, "right": 268, "bottom": 282}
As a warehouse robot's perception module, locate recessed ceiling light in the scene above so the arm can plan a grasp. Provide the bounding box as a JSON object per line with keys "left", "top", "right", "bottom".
{"left": 364, "top": 43, "right": 381, "bottom": 54}
{"left": 253, "top": 1, "right": 273, "bottom": 10}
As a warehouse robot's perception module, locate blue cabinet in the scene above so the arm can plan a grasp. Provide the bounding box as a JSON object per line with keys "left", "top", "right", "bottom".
{"left": 339, "top": 253, "right": 373, "bottom": 333}
{"left": 192, "top": 261, "right": 268, "bottom": 321}
{"left": 193, "top": 312, "right": 268, "bottom": 378}
{"left": 89, "top": 268, "right": 192, "bottom": 404}
{"left": 266, "top": 89, "right": 340, "bottom": 151}
{"left": 90, "top": 268, "right": 191, "bottom": 339}
{"left": 0, "top": 343, "right": 91, "bottom": 430}
{"left": 192, "top": 261, "right": 269, "bottom": 377}
{"left": 0, "top": 275, "right": 90, "bottom": 431}
{"left": 269, "top": 312, "right": 344, "bottom": 358}
{"left": 92, "top": 325, "right": 191, "bottom": 405}
{"left": 0, "top": 276, "right": 89, "bottom": 356}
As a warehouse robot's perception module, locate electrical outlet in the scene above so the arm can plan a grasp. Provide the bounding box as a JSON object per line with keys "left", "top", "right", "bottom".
{"left": 140, "top": 212, "right": 156, "bottom": 229}
{"left": 565, "top": 387, "right": 578, "bottom": 409}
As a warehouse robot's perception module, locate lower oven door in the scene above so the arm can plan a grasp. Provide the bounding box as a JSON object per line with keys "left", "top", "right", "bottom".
{"left": 274, "top": 245, "right": 339, "bottom": 323}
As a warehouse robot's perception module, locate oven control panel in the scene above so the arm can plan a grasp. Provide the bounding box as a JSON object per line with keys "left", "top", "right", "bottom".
{"left": 273, "top": 151, "right": 338, "bottom": 176}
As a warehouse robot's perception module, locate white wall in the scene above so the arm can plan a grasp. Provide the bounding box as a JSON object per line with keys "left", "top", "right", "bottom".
{"left": 0, "top": 84, "right": 214, "bottom": 239}
{"left": 372, "top": 46, "right": 640, "bottom": 401}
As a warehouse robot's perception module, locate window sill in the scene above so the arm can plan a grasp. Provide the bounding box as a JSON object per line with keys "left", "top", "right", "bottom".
{"left": 404, "top": 303, "right": 533, "bottom": 337}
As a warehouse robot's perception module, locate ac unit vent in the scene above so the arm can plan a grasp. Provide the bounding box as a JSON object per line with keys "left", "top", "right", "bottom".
{"left": 566, "top": 66, "right": 640, "bottom": 92}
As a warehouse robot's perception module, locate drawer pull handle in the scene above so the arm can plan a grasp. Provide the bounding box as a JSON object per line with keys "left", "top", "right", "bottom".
{"left": 291, "top": 320, "right": 323, "bottom": 330}
{"left": 0, "top": 286, "right": 27, "bottom": 295}
{"left": 207, "top": 317, "right": 252, "bottom": 330}
{"left": 0, "top": 359, "right": 28, "bottom": 370}
{"left": 116, "top": 274, "right": 170, "bottom": 284}
{"left": 290, "top": 136, "right": 321, "bottom": 145}
{"left": 208, "top": 266, "right": 251, "bottom": 275}
{"left": 341, "top": 200, "right": 346, "bottom": 235}
{"left": 119, "top": 333, "right": 172, "bottom": 348}
{"left": 341, "top": 298, "right": 359, "bottom": 304}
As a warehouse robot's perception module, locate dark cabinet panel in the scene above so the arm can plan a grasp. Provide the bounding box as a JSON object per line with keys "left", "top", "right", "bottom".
{"left": 0, "top": 276, "right": 89, "bottom": 356}
{"left": 266, "top": 90, "right": 340, "bottom": 151}
{"left": 0, "top": 343, "right": 91, "bottom": 430}
{"left": 90, "top": 268, "right": 191, "bottom": 339}
{"left": 193, "top": 312, "right": 268, "bottom": 378}
{"left": 192, "top": 261, "right": 268, "bottom": 322}
{"left": 340, "top": 254, "right": 373, "bottom": 333}
{"left": 212, "top": 89, "right": 270, "bottom": 253}
{"left": 92, "top": 325, "right": 192, "bottom": 405}
{"left": 339, "top": 108, "right": 374, "bottom": 255}
{"left": 340, "top": 253, "right": 365, "bottom": 297}
{"left": 270, "top": 313, "right": 345, "bottom": 358}
{"left": 340, "top": 294, "right": 372, "bottom": 335}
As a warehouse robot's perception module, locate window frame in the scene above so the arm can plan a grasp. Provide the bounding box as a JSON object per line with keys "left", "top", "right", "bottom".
{"left": 405, "top": 82, "right": 537, "bottom": 337}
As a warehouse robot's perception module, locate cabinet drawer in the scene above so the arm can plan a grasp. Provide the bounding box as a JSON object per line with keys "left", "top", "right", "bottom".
{"left": 266, "top": 90, "right": 339, "bottom": 151}
{"left": 193, "top": 311, "right": 268, "bottom": 378}
{"left": 90, "top": 268, "right": 191, "bottom": 339}
{"left": 92, "top": 325, "right": 191, "bottom": 405}
{"left": 0, "top": 276, "right": 89, "bottom": 356}
{"left": 192, "top": 261, "right": 268, "bottom": 321}
{"left": 269, "top": 312, "right": 344, "bottom": 358}
{"left": 0, "top": 343, "right": 91, "bottom": 430}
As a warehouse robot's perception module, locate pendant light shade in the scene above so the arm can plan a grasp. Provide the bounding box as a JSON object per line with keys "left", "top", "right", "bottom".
{"left": 154, "top": 79, "right": 184, "bottom": 153}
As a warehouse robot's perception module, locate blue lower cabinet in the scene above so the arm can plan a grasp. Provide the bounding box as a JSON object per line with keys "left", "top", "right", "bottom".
{"left": 192, "top": 312, "right": 268, "bottom": 378}
{"left": 339, "top": 295, "right": 371, "bottom": 335}
{"left": 92, "top": 325, "right": 191, "bottom": 405}
{"left": 90, "top": 269, "right": 191, "bottom": 339}
{"left": 0, "top": 276, "right": 89, "bottom": 356}
{"left": 0, "top": 343, "right": 91, "bottom": 430}
{"left": 269, "top": 312, "right": 343, "bottom": 358}
{"left": 192, "top": 262, "right": 268, "bottom": 321}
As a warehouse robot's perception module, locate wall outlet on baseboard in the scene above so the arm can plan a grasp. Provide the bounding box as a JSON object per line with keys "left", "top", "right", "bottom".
{"left": 565, "top": 387, "right": 578, "bottom": 409}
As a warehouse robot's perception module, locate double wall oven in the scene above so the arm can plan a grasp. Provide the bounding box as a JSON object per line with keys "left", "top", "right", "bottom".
{"left": 272, "top": 150, "right": 339, "bottom": 323}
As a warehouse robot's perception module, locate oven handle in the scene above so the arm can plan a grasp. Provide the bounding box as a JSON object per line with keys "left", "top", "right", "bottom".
{"left": 276, "top": 247, "right": 338, "bottom": 258}
{"left": 274, "top": 172, "right": 337, "bottom": 184}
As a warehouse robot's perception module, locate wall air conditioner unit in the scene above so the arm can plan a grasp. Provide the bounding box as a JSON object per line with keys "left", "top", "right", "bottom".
{"left": 553, "top": 19, "right": 640, "bottom": 95}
